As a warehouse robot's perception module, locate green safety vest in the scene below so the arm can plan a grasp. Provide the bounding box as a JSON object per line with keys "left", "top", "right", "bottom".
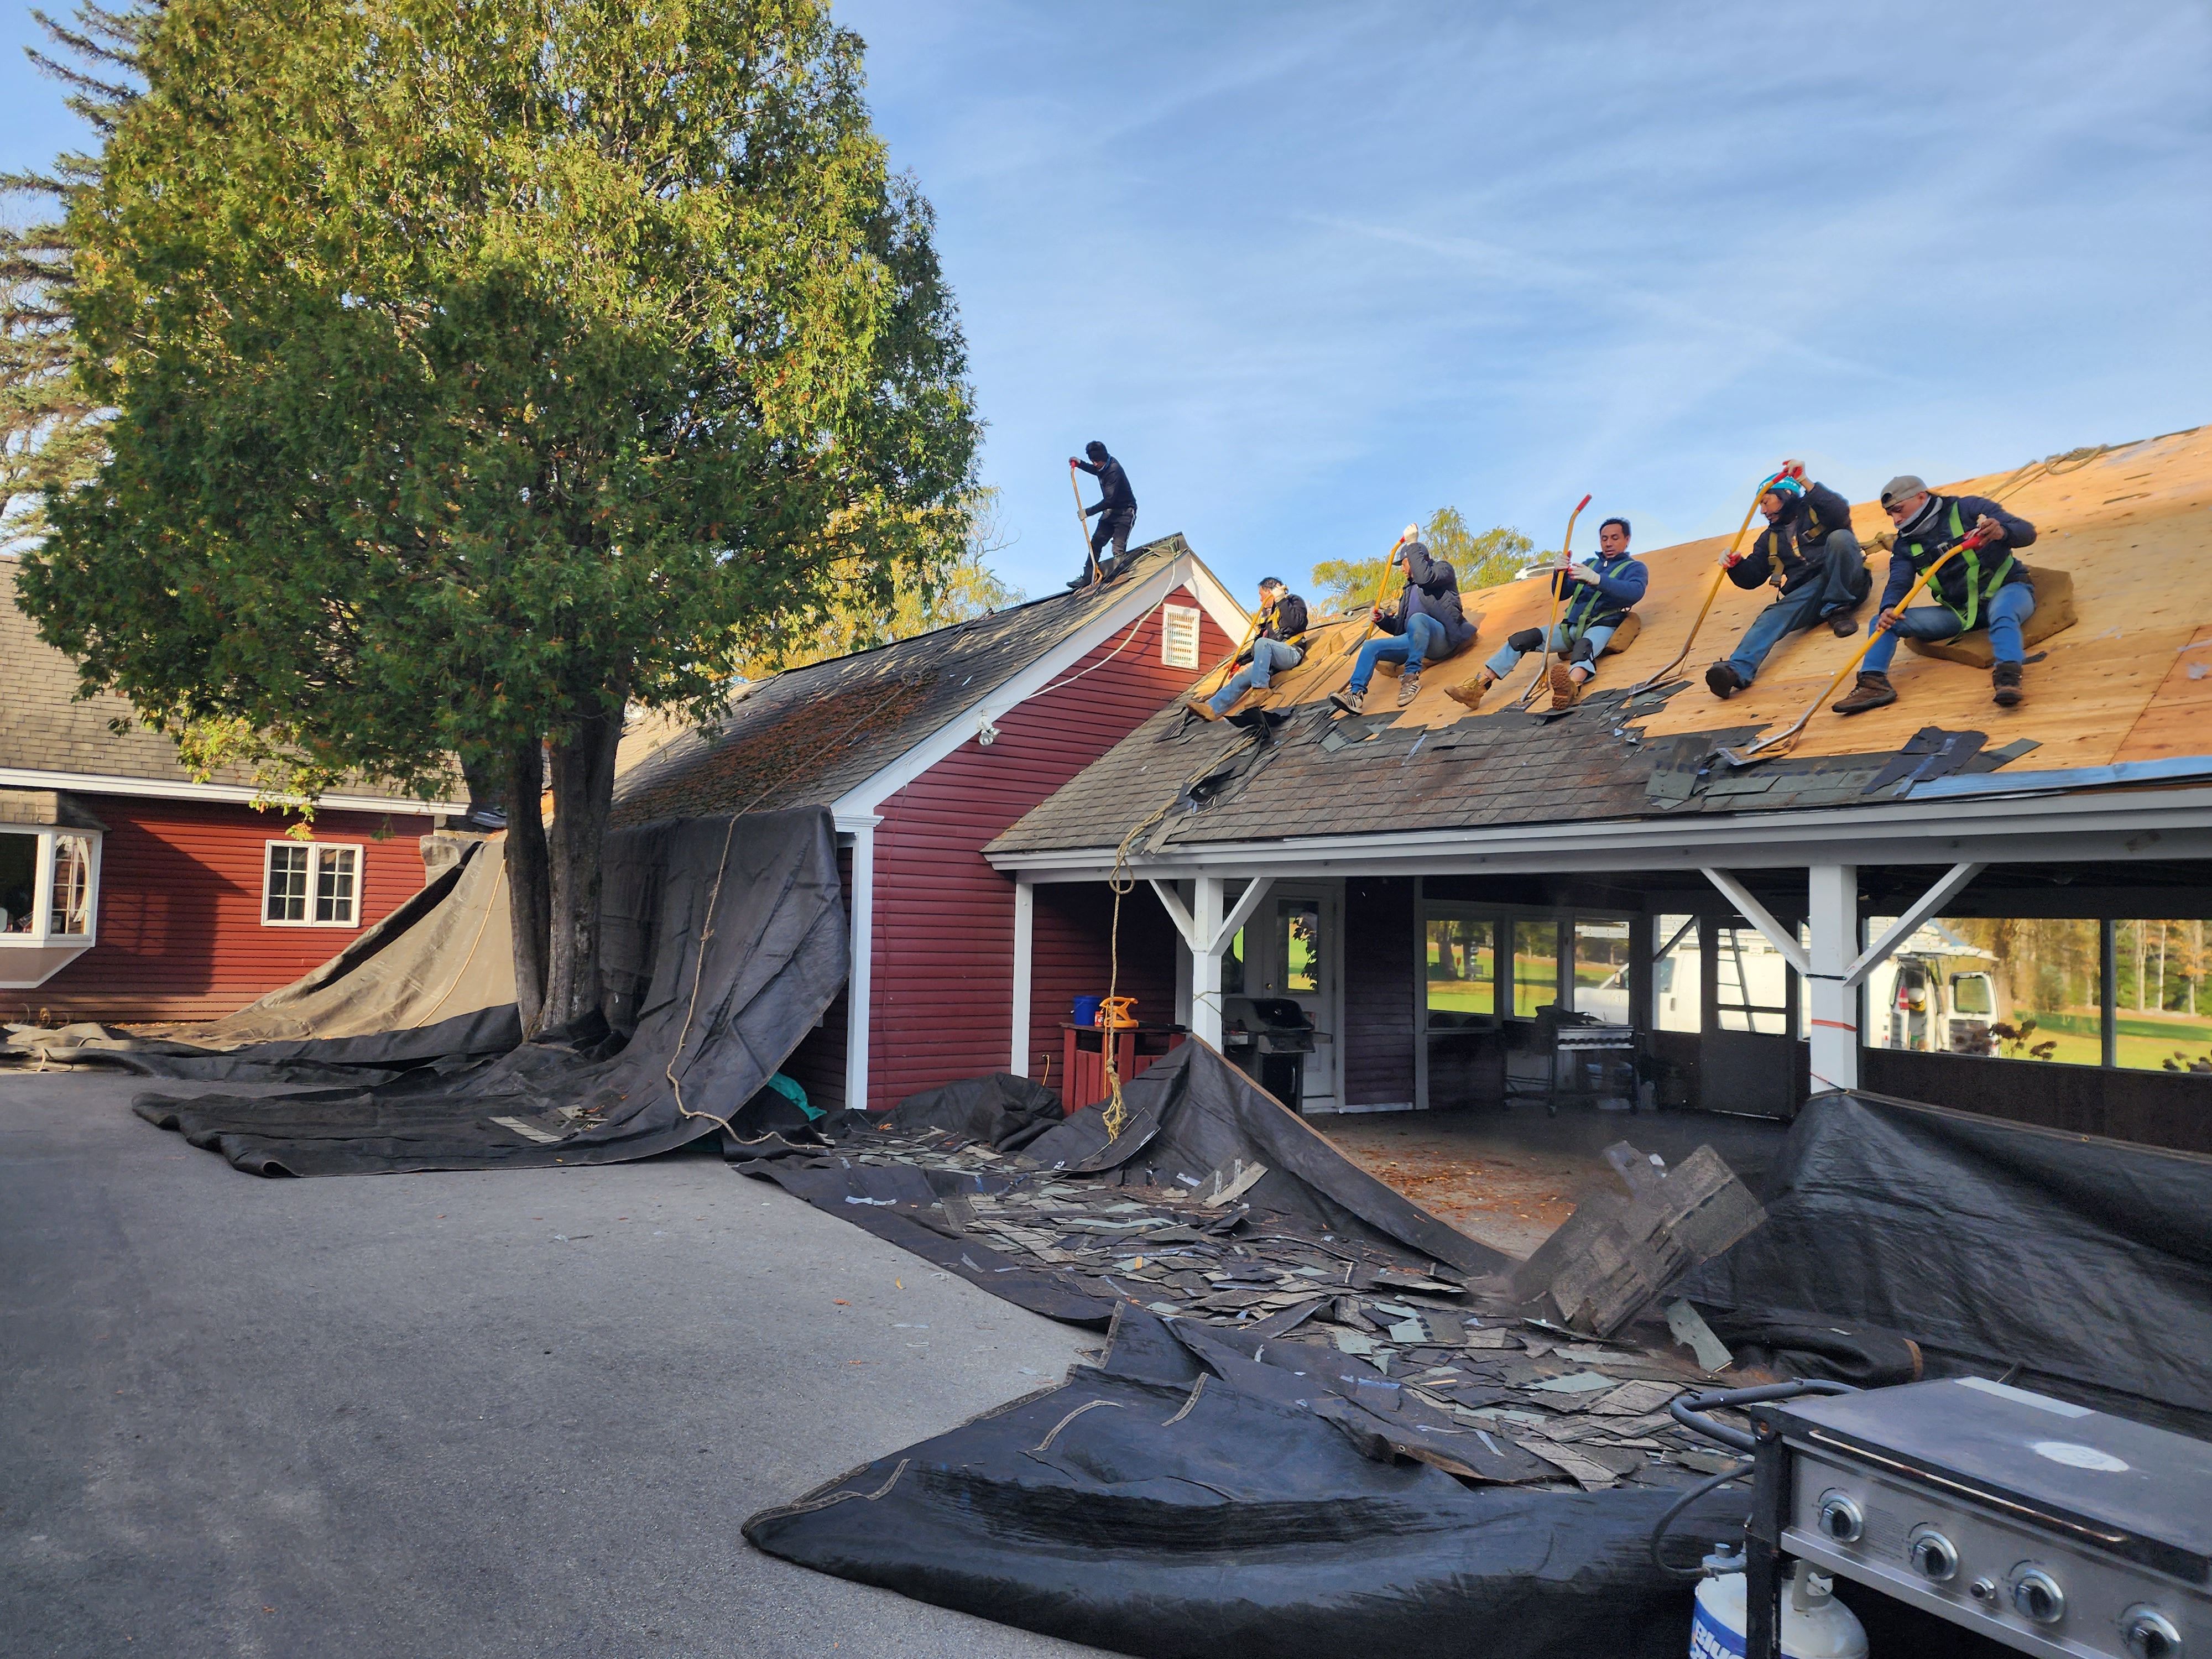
{"left": 1905, "top": 501, "right": 2013, "bottom": 632}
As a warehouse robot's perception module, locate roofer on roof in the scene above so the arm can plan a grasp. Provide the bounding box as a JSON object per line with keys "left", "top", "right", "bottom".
{"left": 1704, "top": 465, "right": 1871, "bottom": 700}
{"left": 1187, "top": 578, "right": 1309, "bottom": 722}
{"left": 1328, "top": 534, "right": 1477, "bottom": 714}
{"left": 1832, "top": 475, "right": 2038, "bottom": 715}
{"left": 1067, "top": 441, "right": 1138, "bottom": 587}
{"left": 1446, "top": 516, "right": 1646, "bottom": 713}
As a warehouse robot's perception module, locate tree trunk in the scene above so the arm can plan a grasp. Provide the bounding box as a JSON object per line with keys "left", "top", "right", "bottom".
{"left": 2156, "top": 921, "right": 2168, "bottom": 1013}
{"left": 505, "top": 738, "right": 552, "bottom": 1037}
{"left": 542, "top": 699, "right": 627, "bottom": 1031}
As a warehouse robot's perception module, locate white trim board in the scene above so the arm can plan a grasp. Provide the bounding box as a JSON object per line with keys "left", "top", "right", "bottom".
{"left": 830, "top": 548, "right": 1248, "bottom": 821}
{"left": 0, "top": 766, "right": 460, "bottom": 816}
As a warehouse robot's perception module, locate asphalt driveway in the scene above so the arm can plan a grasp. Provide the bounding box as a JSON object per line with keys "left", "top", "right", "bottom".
{"left": 0, "top": 1073, "right": 1102, "bottom": 1658}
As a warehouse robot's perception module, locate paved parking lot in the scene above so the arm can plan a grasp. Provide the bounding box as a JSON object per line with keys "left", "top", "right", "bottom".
{"left": 1, "top": 1073, "right": 1103, "bottom": 1658}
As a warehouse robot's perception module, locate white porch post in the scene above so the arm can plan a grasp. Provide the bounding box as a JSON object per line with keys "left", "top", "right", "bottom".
{"left": 843, "top": 821, "right": 876, "bottom": 1113}
{"left": 1190, "top": 874, "right": 1226, "bottom": 1048}
{"left": 1010, "top": 877, "right": 1034, "bottom": 1076}
{"left": 1806, "top": 863, "right": 1858, "bottom": 1094}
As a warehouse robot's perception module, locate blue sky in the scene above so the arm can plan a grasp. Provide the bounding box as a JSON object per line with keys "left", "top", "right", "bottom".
{"left": 5, "top": 2, "right": 2206, "bottom": 601}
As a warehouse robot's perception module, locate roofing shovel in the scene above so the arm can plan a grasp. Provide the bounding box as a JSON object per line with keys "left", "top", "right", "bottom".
{"left": 1069, "top": 460, "right": 1099, "bottom": 585}
{"left": 1515, "top": 493, "right": 1593, "bottom": 709}
{"left": 1708, "top": 526, "right": 1994, "bottom": 770}
{"left": 1618, "top": 469, "right": 1791, "bottom": 713}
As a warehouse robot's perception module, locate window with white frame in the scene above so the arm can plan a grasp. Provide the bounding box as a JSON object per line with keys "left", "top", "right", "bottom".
{"left": 1161, "top": 603, "right": 1201, "bottom": 669}
{"left": 264, "top": 841, "right": 362, "bottom": 926}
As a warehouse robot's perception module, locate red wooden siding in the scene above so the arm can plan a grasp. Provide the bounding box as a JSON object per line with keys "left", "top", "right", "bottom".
{"left": 864, "top": 589, "right": 1234, "bottom": 1110}
{"left": 1343, "top": 876, "right": 1417, "bottom": 1105}
{"left": 17, "top": 796, "right": 439, "bottom": 1025}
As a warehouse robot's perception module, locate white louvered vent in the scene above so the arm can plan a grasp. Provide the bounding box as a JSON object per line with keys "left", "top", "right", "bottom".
{"left": 1161, "top": 604, "right": 1202, "bottom": 669}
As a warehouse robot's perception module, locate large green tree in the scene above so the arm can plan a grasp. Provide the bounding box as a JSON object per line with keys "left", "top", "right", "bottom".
{"left": 1311, "top": 509, "right": 1532, "bottom": 614}
{"left": 19, "top": 0, "right": 978, "bottom": 1033}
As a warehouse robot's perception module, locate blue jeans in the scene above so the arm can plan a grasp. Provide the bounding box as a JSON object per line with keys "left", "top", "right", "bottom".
{"left": 1862, "top": 582, "right": 2036, "bottom": 672}
{"left": 1483, "top": 620, "right": 1615, "bottom": 681}
{"left": 1724, "top": 535, "right": 1870, "bottom": 684}
{"left": 1349, "top": 613, "right": 1447, "bottom": 691}
{"left": 1208, "top": 637, "right": 1304, "bottom": 713}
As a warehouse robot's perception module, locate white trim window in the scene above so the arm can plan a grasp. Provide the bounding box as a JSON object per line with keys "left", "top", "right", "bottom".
{"left": 263, "top": 840, "right": 363, "bottom": 926}
{"left": 0, "top": 825, "right": 103, "bottom": 988}
{"left": 1161, "top": 603, "right": 1202, "bottom": 669}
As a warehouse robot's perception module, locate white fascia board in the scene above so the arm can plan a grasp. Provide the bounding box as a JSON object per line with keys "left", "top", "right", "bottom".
{"left": 829, "top": 549, "right": 1251, "bottom": 821}
{"left": 985, "top": 784, "right": 2212, "bottom": 882}
{"left": 0, "top": 766, "right": 461, "bottom": 816}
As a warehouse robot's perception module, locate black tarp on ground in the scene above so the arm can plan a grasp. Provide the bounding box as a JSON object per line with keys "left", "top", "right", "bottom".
{"left": 132, "top": 808, "right": 847, "bottom": 1176}
{"left": 1018, "top": 1042, "right": 1510, "bottom": 1280}
{"left": 1684, "top": 1089, "right": 2212, "bottom": 1430}
{"left": 882, "top": 1070, "right": 1067, "bottom": 1152}
{"left": 746, "top": 1303, "right": 1744, "bottom": 1659}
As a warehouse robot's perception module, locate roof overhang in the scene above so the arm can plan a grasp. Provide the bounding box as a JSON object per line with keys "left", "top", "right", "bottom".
{"left": 0, "top": 766, "right": 462, "bottom": 816}
{"left": 987, "top": 780, "right": 2212, "bottom": 883}
{"left": 828, "top": 546, "right": 1247, "bottom": 830}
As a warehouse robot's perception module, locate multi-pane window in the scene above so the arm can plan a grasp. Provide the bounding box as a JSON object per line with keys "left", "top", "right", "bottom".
{"left": 264, "top": 842, "right": 361, "bottom": 926}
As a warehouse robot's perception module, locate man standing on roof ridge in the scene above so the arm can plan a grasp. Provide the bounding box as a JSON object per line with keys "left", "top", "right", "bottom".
{"left": 1833, "top": 474, "right": 2037, "bottom": 714}
{"left": 1328, "top": 534, "right": 1477, "bottom": 714}
{"left": 1704, "top": 466, "right": 1871, "bottom": 700}
{"left": 1068, "top": 441, "right": 1138, "bottom": 587}
{"left": 1188, "top": 577, "right": 1308, "bottom": 722}
{"left": 1447, "top": 516, "right": 1646, "bottom": 713}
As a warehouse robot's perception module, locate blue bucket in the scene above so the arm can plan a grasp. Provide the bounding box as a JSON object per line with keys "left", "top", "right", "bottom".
{"left": 1071, "top": 995, "right": 1103, "bottom": 1029}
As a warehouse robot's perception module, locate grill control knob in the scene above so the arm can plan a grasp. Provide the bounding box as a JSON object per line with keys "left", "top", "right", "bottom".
{"left": 1817, "top": 1493, "right": 1864, "bottom": 1543}
{"left": 2013, "top": 1569, "right": 2065, "bottom": 1625}
{"left": 2124, "top": 1606, "right": 2182, "bottom": 1659}
{"left": 1909, "top": 1530, "right": 1958, "bottom": 1582}
{"left": 1969, "top": 1578, "right": 1999, "bottom": 1605}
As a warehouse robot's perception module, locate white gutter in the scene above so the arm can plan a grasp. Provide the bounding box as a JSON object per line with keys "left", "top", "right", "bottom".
{"left": 0, "top": 766, "right": 462, "bottom": 816}
{"left": 987, "top": 782, "right": 2212, "bottom": 881}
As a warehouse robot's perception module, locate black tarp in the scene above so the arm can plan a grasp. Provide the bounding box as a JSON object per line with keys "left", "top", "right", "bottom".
{"left": 746, "top": 1303, "right": 1754, "bottom": 1659}
{"left": 131, "top": 808, "right": 847, "bottom": 1176}
{"left": 882, "top": 1070, "right": 1067, "bottom": 1152}
{"left": 1684, "top": 1089, "right": 2212, "bottom": 1430}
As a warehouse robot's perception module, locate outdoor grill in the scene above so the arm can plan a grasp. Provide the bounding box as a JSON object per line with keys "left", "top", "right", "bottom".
{"left": 1223, "top": 994, "right": 1316, "bottom": 1108}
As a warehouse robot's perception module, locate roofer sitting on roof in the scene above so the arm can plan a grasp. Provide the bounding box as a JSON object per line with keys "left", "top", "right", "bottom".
{"left": 1067, "top": 441, "right": 1138, "bottom": 588}
{"left": 1832, "top": 474, "right": 2038, "bottom": 716}
{"left": 1187, "top": 577, "right": 1308, "bottom": 722}
{"left": 1446, "top": 517, "right": 1646, "bottom": 713}
{"left": 1705, "top": 466, "right": 1871, "bottom": 699}
{"left": 1327, "top": 536, "right": 1477, "bottom": 714}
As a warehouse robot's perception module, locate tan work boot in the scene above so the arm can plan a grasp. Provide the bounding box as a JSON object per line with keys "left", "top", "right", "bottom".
{"left": 1444, "top": 674, "right": 1493, "bottom": 712}
{"left": 1183, "top": 695, "right": 1222, "bottom": 722}
{"left": 1547, "top": 662, "right": 1579, "bottom": 711}
{"left": 1992, "top": 661, "right": 2023, "bottom": 708}
{"left": 1396, "top": 669, "right": 1423, "bottom": 708}
{"left": 1329, "top": 686, "right": 1366, "bottom": 716}
{"left": 1832, "top": 670, "right": 1897, "bottom": 715}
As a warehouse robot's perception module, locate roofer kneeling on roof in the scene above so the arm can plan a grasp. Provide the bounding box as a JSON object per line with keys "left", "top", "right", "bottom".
{"left": 1832, "top": 474, "right": 2037, "bottom": 716}
{"left": 1188, "top": 578, "right": 1308, "bottom": 722}
{"left": 1067, "top": 440, "right": 1137, "bottom": 588}
{"left": 1447, "top": 517, "right": 1646, "bottom": 713}
{"left": 1704, "top": 468, "right": 1870, "bottom": 700}
{"left": 1328, "top": 536, "right": 1476, "bottom": 714}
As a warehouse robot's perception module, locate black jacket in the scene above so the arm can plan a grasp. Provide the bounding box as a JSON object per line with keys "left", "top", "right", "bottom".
{"left": 1729, "top": 481, "right": 1855, "bottom": 597}
{"left": 1259, "top": 594, "right": 1309, "bottom": 643}
{"left": 1879, "top": 493, "right": 2037, "bottom": 624}
{"left": 1375, "top": 544, "right": 1477, "bottom": 656}
{"left": 1076, "top": 455, "right": 1135, "bottom": 517}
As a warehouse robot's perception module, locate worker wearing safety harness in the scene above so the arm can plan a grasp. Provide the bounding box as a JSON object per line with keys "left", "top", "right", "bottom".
{"left": 1704, "top": 472, "right": 1870, "bottom": 698}
{"left": 1188, "top": 578, "right": 1310, "bottom": 721}
{"left": 1453, "top": 517, "right": 1647, "bottom": 712}
{"left": 1067, "top": 441, "right": 1138, "bottom": 587}
{"left": 1832, "top": 475, "right": 2037, "bottom": 714}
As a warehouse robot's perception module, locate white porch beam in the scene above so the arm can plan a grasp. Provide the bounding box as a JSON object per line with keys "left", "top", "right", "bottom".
{"left": 1804, "top": 863, "right": 1858, "bottom": 1094}
{"left": 1147, "top": 877, "right": 1198, "bottom": 949}
{"left": 1208, "top": 875, "right": 1275, "bottom": 958}
{"left": 843, "top": 821, "right": 876, "bottom": 1113}
{"left": 1699, "top": 867, "right": 1810, "bottom": 976}
{"left": 1188, "top": 875, "right": 1227, "bottom": 1048}
{"left": 1010, "top": 878, "right": 1034, "bottom": 1076}
{"left": 1844, "top": 861, "right": 1986, "bottom": 987}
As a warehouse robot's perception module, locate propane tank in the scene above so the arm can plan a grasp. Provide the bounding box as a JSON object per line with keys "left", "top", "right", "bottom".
{"left": 1691, "top": 1548, "right": 1869, "bottom": 1659}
